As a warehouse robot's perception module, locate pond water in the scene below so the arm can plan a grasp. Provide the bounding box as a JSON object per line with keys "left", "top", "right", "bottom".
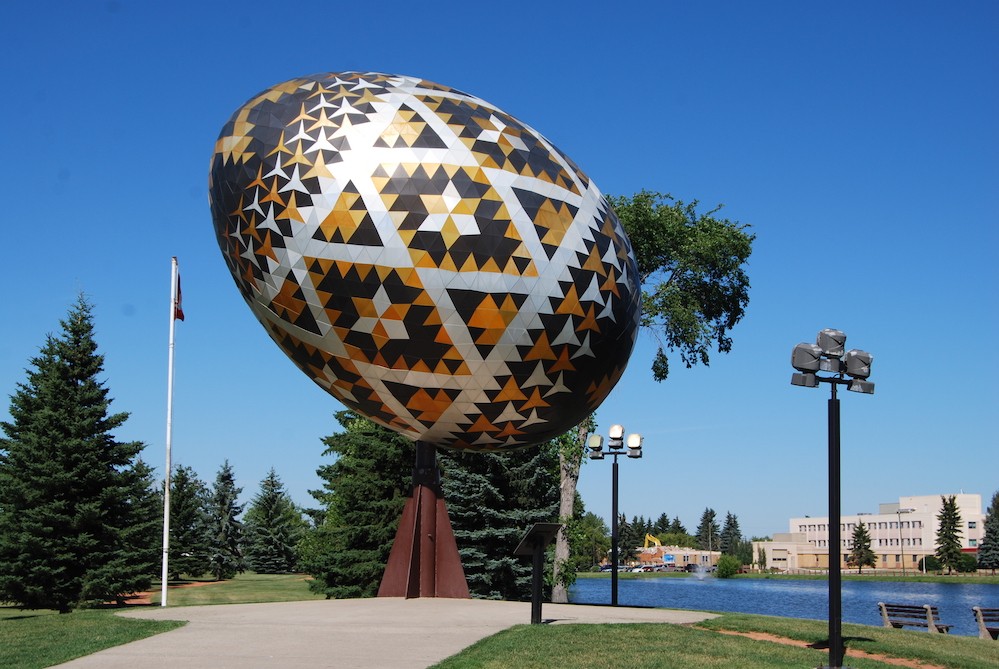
{"left": 569, "top": 575, "right": 999, "bottom": 637}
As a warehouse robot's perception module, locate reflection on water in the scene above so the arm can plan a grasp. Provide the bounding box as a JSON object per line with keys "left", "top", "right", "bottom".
{"left": 569, "top": 576, "right": 999, "bottom": 637}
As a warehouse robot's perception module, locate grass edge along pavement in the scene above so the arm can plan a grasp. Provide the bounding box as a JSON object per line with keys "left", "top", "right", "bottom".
{"left": 0, "top": 608, "right": 185, "bottom": 669}
{"left": 433, "top": 614, "right": 999, "bottom": 669}
{"left": 4, "top": 572, "right": 997, "bottom": 668}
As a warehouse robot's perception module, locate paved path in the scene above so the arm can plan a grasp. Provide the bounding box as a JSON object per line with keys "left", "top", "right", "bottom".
{"left": 57, "top": 598, "right": 717, "bottom": 668}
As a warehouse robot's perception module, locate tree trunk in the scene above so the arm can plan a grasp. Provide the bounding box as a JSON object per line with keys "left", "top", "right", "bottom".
{"left": 551, "top": 422, "right": 588, "bottom": 603}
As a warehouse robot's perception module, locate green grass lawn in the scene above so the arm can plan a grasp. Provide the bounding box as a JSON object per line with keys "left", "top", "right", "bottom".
{"left": 433, "top": 614, "right": 999, "bottom": 669}
{"left": 150, "top": 572, "right": 326, "bottom": 606}
{"left": 0, "top": 608, "right": 184, "bottom": 669}
{"left": 5, "top": 573, "right": 997, "bottom": 668}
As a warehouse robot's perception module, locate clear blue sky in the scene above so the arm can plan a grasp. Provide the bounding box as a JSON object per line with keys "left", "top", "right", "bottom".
{"left": 2, "top": 1, "right": 996, "bottom": 539}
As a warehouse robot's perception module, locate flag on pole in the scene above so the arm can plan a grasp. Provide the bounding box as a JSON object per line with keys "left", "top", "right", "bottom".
{"left": 174, "top": 274, "right": 185, "bottom": 322}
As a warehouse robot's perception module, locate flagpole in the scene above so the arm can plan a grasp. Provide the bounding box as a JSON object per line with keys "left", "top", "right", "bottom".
{"left": 161, "top": 257, "right": 180, "bottom": 607}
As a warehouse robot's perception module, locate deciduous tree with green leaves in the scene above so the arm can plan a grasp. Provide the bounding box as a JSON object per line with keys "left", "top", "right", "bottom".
{"left": 550, "top": 191, "right": 754, "bottom": 597}
{"left": 935, "top": 494, "right": 964, "bottom": 575}
{"left": 572, "top": 511, "right": 610, "bottom": 569}
{"left": 978, "top": 490, "right": 999, "bottom": 575}
{"left": 848, "top": 520, "right": 876, "bottom": 573}
{"left": 608, "top": 190, "right": 755, "bottom": 382}
{"left": 0, "top": 296, "right": 157, "bottom": 612}
{"left": 243, "top": 468, "right": 307, "bottom": 574}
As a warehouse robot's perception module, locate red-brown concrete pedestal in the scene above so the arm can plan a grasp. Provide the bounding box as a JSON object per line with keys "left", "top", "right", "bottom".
{"left": 377, "top": 442, "right": 469, "bottom": 598}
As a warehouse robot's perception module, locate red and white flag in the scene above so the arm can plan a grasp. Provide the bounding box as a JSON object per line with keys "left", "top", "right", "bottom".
{"left": 174, "top": 274, "right": 185, "bottom": 322}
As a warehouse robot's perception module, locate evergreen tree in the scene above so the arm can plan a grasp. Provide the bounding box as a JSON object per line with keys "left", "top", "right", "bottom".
{"left": 735, "top": 539, "right": 754, "bottom": 565}
{"left": 206, "top": 460, "right": 245, "bottom": 580}
{"left": 440, "top": 439, "right": 559, "bottom": 600}
{"left": 669, "top": 517, "right": 687, "bottom": 535}
{"left": 978, "top": 490, "right": 999, "bottom": 574}
{"left": 168, "top": 465, "right": 211, "bottom": 580}
{"left": 615, "top": 514, "right": 643, "bottom": 563}
{"left": 695, "top": 508, "right": 720, "bottom": 551}
{"left": 935, "top": 494, "right": 964, "bottom": 575}
{"left": 243, "top": 468, "right": 306, "bottom": 573}
{"left": 719, "top": 512, "right": 742, "bottom": 556}
{"left": 848, "top": 520, "right": 876, "bottom": 573}
{"left": 756, "top": 545, "right": 767, "bottom": 572}
{"left": 652, "top": 513, "right": 671, "bottom": 535}
{"left": 0, "top": 296, "right": 155, "bottom": 611}
{"left": 117, "top": 459, "right": 164, "bottom": 600}
{"left": 300, "top": 411, "right": 414, "bottom": 598}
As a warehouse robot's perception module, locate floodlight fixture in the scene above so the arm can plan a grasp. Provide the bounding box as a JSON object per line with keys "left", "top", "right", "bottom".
{"left": 626, "top": 433, "right": 643, "bottom": 458}
{"left": 791, "top": 372, "right": 819, "bottom": 388}
{"left": 791, "top": 342, "right": 822, "bottom": 372}
{"left": 587, "top": 434, "right": 605, "bottom": 460}
{"left": 817, "top": 328, "right": 846, "bottom": 357}
{"left": 843, "top": 349, "right": 873, "bottom": 379}
{"left": 847, "top": 378, "right": 875, "bottom": 394}
{"left": 608, "top": 424, "right": 625, "bottom": 450}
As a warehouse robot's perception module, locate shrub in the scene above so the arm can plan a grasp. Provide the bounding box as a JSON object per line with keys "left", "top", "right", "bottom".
{"left": 716, "top": 555, "right": 742, "bottom": 578}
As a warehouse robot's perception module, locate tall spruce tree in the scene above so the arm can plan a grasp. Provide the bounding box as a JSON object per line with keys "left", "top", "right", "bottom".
{"left": 0, "top": 296, "right": 156, "bottom": 611}
{"left": 652, "top": 513, "right": 671, "bottom": 535}
{"left": 935, "top": 494, "right": 964, "bottom": 575}
{"left": 300, "top": 411, "right": 414, "bottom": 598}
{"left": 695, "top": 508, "right": 720, "bottom": 551}
{"left": 848, "top": 520, "right": 876, "bottom": 573}
{"left": 243, "top": 468, "right": 305, "bottom": 573}
{"left": 206, "top": 460, "right": 245, "bottom": 580}
{"left": 978, "top": 490, "right": 999, "bottom": 574}
{"left": 719, "top": 512, "right": 742, "bottom": 556}
{"left": 168, "top": 465, "right": 211, "bottom": 579}
{"left": 439, "top": 439, "right": 559, "bottom": 600}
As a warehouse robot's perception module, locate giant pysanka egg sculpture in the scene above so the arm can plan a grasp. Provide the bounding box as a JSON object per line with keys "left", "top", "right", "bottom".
{"left": 209, "top": 72, "right": 640, "bottom": 450}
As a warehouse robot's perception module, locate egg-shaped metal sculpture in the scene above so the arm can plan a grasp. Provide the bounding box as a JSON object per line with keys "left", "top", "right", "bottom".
{"left": 209, "top": 72, "right": 640, "bottom": 450}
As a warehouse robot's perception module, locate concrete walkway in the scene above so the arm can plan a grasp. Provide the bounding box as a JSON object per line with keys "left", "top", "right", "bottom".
{"left": 57, "top": 598, "right": 717, "bottom": 668}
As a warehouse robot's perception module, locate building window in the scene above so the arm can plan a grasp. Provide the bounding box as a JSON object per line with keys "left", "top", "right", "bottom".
{"left": 969, "top": 521, "right": 977, "bottom": 529}
{"left": 970, "top": 539, "right": 978, "bottom": 547}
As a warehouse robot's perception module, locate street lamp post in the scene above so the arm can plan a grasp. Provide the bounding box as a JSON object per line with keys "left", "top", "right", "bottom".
{"left": 791, "top": 328, "right": 874, "bottom": 669}
{"left": 897, "top": 508, "right": 914, "bottom": 576}
{"left": 588, "top": 425, "right": 643, "bottom": 607}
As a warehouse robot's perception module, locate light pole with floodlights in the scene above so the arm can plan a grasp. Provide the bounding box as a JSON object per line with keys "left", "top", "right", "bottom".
{"left": 791, "top": 328, "right": 874, "bottom": 669}
{"left": 588, "top": 425, "right": 643, "bottom": 607}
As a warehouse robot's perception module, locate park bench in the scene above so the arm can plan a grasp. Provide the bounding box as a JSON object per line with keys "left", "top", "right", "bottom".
{"left": 972, "top": 606, "right": 999, "bottom": 640}
{"left": 878, "top": 602, "right": 951, "bottom": 633}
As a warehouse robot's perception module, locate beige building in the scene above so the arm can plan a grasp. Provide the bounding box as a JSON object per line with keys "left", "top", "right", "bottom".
{"left": 753, "top": 493, "right": 985, "bottom": 572}
{"left": 636, "top": 545, "right": 721, "bottom": 570}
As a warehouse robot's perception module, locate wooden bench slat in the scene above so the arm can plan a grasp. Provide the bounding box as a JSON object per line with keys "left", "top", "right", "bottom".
{"left": 973, "top": 606, "right": 999, "bottom": 640}
{"left": 878, "top": 602, "right": 951, "bottom": 633}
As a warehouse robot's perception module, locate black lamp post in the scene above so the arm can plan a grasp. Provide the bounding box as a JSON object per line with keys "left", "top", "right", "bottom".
{"left": 791, "top": 328, "right": 874, "bottom": 669}
{"left": 588, "top": 425, "right": 643, "bottom": 607}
